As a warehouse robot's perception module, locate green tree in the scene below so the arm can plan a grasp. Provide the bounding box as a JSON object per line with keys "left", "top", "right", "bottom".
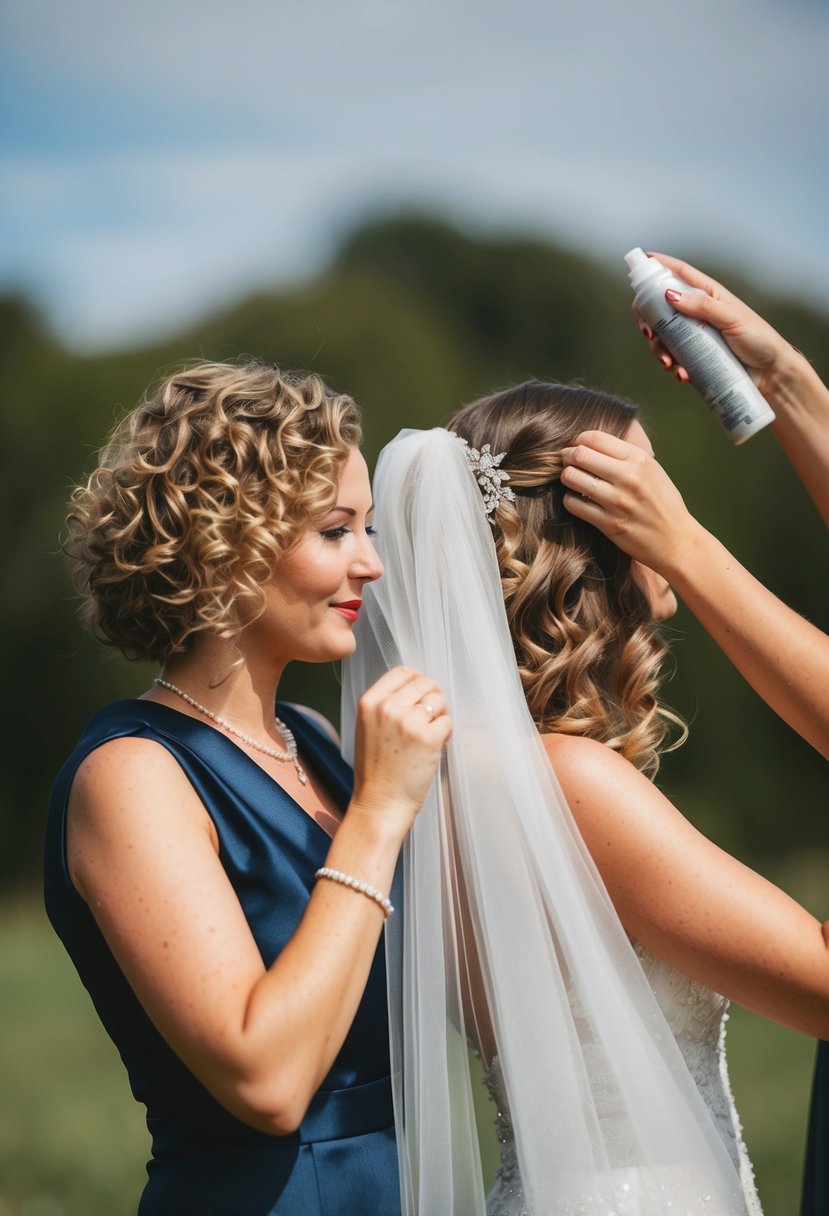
{"left": 2, "top": 214, "right": 827, "bottom": 893}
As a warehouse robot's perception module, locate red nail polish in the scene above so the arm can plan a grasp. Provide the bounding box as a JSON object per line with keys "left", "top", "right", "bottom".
{"left": 665, "top": 288, "right": 681, "bottom": 302}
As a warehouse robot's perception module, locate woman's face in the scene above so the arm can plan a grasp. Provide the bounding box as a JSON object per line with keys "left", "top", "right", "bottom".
{"left": 248, "top": 446, "right": 383, "bottom": 665}
{"left": 624, "top": 420, "right": 678, "bottom": 621}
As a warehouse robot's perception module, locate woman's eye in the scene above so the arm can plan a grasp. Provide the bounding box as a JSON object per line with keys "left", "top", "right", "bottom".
{"left": 321, "top": 523, "right": 377, "bottom": 541}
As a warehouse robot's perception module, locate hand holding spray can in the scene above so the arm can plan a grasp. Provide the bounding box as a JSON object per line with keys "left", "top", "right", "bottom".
{"left": 624, "top": 248, "right": 775, "bottom": 444}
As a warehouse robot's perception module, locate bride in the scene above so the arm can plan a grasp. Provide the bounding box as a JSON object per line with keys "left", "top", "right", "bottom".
{"left": 343, "top": 382, "right": 829, "bottom": 1215}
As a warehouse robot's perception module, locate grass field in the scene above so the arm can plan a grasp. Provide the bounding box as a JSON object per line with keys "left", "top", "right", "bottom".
{"left": 0, "top": 898, "right": 817, "bottom": 1214}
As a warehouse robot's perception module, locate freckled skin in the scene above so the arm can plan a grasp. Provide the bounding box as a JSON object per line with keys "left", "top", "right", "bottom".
{"left": 539, "top": 731, "right": 829, "bottom": 1037}
{"left": 63, "top": 446, "right": 452, "bottom": 1136}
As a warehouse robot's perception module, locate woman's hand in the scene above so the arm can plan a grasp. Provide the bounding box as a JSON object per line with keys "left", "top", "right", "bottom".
{"left": 350, "top": 666, "right": 452, "bottom": 836}
{"left": 636, "top": 252, "right": 800, "bottom": 402}
{"left": 561, "top": 429, "right": 829, "bottom": 758}
{"left": 67, "top": 673, "right": 451, "bottom": 1138}
{"left": 644, "top": 254, "right": 829, "bottom": 529}
{"left": 560, "top": 430, "right": 700, "bottom": 576}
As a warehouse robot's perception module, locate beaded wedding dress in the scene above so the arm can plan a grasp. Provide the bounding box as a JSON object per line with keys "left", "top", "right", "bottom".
{"left": 483, "top": 943, "right": 763, "bottom": 1216}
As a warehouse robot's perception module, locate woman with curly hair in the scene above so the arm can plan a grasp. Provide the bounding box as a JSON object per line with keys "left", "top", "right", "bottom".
{"left": 44, "top": 361, "right": 450, "bottom": 1215}
{"left": 451, "top": 382, "right": 680, "bottom": 776}
{"left": 343, "top": 369, "right": 829, "bottom": 1215}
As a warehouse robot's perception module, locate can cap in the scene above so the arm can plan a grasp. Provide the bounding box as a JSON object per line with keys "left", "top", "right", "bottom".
{"left": 624, "top": 247, "right": 665, "bottom": 291}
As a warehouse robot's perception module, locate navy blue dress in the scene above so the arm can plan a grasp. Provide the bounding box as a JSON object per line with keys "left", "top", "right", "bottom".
{"left": 802, "top": 1041, "right": 829, "bottom": 1215}
{"left": 44, "top": 700, "right": 400, "bottom": 1216}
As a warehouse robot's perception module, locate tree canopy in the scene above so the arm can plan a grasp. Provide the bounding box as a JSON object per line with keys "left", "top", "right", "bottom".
{"left": 4, "top": 215, "right": 827, "bottom": 891}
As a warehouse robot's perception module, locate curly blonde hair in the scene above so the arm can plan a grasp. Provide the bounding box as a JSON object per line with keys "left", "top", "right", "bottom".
{"left": 450, "top": 381, "right": 684, "bottom": 777}
{"left": 66, "top": 360, "right": 362, "bottom": 663}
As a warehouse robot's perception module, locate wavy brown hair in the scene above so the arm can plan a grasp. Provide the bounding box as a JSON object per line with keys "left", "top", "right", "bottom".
{"left": 449, "top": 381, "right": 684, "bottom": 776}
{"left": 66, "top": 360, "right": 361, "bottom": 663}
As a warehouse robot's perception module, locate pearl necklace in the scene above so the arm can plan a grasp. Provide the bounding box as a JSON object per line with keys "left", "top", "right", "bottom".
{"left": 154, "top": 677, "right": 308, "bottom": 785}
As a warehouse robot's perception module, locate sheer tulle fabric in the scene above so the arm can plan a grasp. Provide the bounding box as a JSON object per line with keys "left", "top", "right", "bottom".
{"left": 342, "top": 429, "right": 747, "bottom": 1215}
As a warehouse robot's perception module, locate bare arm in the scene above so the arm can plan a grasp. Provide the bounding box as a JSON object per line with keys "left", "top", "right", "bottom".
{"left": 544, "top": 733, "right": 829, "bottom": 1037}
{"left": 560, "top": 430, "right": 829, "bottom": 759}
{"left": 642, "top": 252, "right": 829, "bottom": 528}
{"left": 67, "top": 667, "right": 451, "bottom": 1136}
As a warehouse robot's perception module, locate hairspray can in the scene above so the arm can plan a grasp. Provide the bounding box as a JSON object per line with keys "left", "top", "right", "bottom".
{"left": 625, "top": 248, "right": 775, "bottom": 443}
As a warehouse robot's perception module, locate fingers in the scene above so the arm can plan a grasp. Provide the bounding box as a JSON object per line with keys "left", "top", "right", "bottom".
{"left": 354, "top": 667, "right": 453, "bottom": 824}
{"left": 663, "top": 284, "right": 744, "bottom": 334}
{"left": 560, "top": 467, "right": 609, "bottom": 504}
{"left": 561, "top": 490, "right": 607, "bottom": 526}
{"left": 644, "top": 251, "right": 751, "bottom": 333}
{"left": 411, "top": 691, "right": 447, "bottom": 723}
{"left": 562, "top": 429, "right": 644, "bottom": 463}
{"left": 633, "top": 306, "right": 689, "bottom": 381}
{"left": 646, "top": 251, "right": 725, "bottom": 297}
{"left": 559, "top": 439, "right": 622, "bottom": 517}
{"left": 360, "top": 665, "right": 422, "bottom": 698}
{"left": 398, "top": 680, "right": 452, "bottom": 741}
{"left": 360, "top": 667, "right": 451, "bottom": 734}
{"left": 650, "top": 336, "right": 690, "bottom": 382}
{"left": 632, "top": 253, "right": 743, "bottom": 383}
{"left": 560, "top": 431, "right": 655, "bottom": 517}
{"left": 561, "top": 427, "right": 691, "bottom": 560}
{"left": 359, "top": 666, "right": 435, "bottom": 708}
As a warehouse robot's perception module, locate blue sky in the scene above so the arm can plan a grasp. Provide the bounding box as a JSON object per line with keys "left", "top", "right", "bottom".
{"left": 2, "top": 0, "right": 828, "bottom": 351}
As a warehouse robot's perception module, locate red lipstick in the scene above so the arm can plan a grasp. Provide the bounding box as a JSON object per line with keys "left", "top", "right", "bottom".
{"left": 331, "top": 599, "right": 362, "bottom": 622}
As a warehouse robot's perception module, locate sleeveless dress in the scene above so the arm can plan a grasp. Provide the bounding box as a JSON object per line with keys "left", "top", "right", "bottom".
{"left": 802, "top": 1040, "right": 829, "bottom": 1215}
{"left": 483, "top": 944, "right": 763, "bottom": 1216}
{"left": 43, "top": 700, "right": 400, "bottom": 1216}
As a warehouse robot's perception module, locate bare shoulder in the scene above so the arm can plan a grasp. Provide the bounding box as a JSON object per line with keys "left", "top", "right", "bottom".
{"left": 283, "top": 703, "right": 340, "bottom": 745}
{"left": 538, "top": 732, "right": 684, "bottom": 852}
{"left": 70, "top": 735, "right": 204, "bottom": 823}
{"left": 540, "top": 732, "right": 651, "bottom": 806}
{"left": 68, "top": 736, "right": 216, "bottom": 897}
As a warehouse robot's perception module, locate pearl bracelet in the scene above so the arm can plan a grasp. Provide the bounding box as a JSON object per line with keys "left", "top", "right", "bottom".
{"left": 315, "top": 867, "right": 394, "bottom": 919}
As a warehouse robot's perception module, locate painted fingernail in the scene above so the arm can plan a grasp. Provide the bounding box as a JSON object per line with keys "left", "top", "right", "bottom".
{"left": 660, "top": 354, "right": 672, "bottom": 368}
{"left": 639, "top": 323, "right": 654, "bottom": 341}
{"left": 665, "top": 289, "right": 681, "bottom": 302}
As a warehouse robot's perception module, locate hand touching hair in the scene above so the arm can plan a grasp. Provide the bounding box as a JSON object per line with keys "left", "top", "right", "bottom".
{"left": 449, "top": 381, "right": 685, "bottom": 776}
{"left": 67, "top": 361, "right": 361, "bottom": 663}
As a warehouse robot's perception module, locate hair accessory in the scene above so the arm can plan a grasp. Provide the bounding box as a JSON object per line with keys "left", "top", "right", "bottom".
{"left": 457, "top": 438, "right": 516, "bottom": 521}
{"left": 154, "top": 676, "right": 308, "bottom": 784}
{"left": 315, "top": 867, "right": 394, "bottom": 918}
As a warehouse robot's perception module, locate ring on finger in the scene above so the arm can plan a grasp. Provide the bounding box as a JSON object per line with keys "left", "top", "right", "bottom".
{"left": 582, "top": 473, "right": 600, "bottom": 503}
{"left": 417, "top": 699, "right": 437, "bottom": 719}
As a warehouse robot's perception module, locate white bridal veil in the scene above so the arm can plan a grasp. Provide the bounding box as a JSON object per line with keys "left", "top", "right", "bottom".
{"left": 342, "top": 428, "right": 747, "bottom": 1215}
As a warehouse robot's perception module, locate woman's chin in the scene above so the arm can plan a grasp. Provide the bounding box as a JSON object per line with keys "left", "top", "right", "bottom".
{"left": 654, "top": 592, "right": 679, "bottom": 621}
{"left": 322, "top": 629, "right": 359, "bottom": 662}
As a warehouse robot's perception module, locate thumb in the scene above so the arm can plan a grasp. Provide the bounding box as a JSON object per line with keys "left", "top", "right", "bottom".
{"left": 664, "top": 286, "right": 740, "bottom": 333}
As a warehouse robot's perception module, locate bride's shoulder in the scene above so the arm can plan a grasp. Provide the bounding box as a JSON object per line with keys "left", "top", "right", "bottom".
{"left": 539, "top": 732, "right": 644, "bottom": 787}
{"left": 537, "top": 733, "right": 689, "bottom": 921}
{"left": 539, "top": 732, "right": 665, "bottom": 829}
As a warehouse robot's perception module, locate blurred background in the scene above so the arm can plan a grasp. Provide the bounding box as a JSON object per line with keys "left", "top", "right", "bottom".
{"left": 1, "top": 1, "right": 828, "bottom": 1212}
